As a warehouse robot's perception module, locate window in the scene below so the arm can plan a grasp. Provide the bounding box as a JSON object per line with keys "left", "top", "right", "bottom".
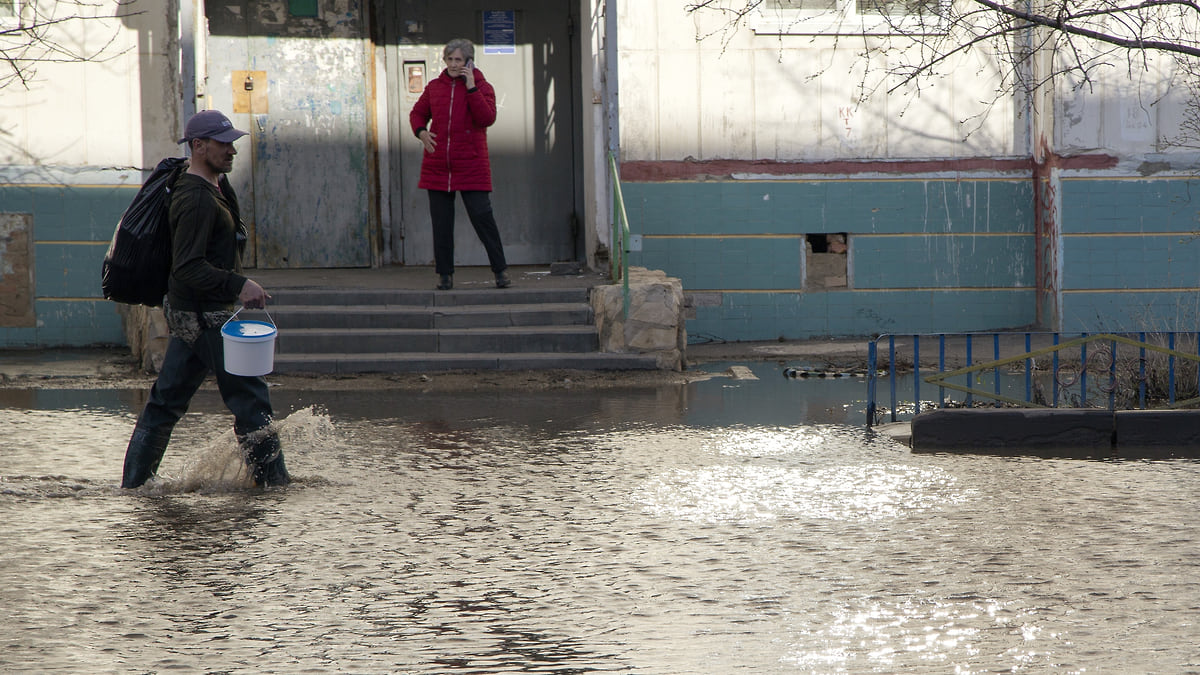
{"left": 752, "top": 0, "right": 947, "bottom": 35}
{"left": 0, "top": 1, "right": 17, "bottom": 20}
{"left": 805, "top": 233, "right": 848, "bottom": 290}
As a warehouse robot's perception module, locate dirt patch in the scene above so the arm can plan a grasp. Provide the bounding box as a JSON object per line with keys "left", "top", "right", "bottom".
{"left": 1, "top": 340, "right": 872, "bottom": 392}
{"left": 267, "top": 367, "right": 712, "bottom": 392}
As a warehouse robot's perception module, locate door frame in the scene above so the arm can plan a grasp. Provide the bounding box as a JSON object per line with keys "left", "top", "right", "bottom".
{"left": 178, "top": 1, "right": 616, "bottom": 270}
{"left": 371, "top": 0, "right": 604, "bottom": 269}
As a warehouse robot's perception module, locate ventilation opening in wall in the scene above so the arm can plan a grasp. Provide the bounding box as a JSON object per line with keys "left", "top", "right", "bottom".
{"left": 805, "top": 233, "right": 848, "bottom": 290}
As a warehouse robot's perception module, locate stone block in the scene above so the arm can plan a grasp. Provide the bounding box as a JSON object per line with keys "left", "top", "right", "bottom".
{"left": 120, "top": 304, "right": 169, "bottom": 373}
{"left": 592, "top": 267, "right": 686, "bottom": 370}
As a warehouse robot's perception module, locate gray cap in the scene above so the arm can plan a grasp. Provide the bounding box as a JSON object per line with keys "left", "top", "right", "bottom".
{"left": 178, "top": 109, "right": 248, "bottom": 144}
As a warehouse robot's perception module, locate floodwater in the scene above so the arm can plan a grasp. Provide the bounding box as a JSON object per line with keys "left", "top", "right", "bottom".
{"left": 2, "top": 364, "right": 1198, "bottom": 674}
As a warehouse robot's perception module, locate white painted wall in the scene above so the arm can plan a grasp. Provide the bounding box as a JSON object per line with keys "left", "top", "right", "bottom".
{"left": 616, "top": 0, "right": 1192, "bottom": 166}
{"left": 0, "top": 1, "right": 172, "bottom": 177}
{"left": 1056, "top": 48, "right": 1195, "bottom": 162}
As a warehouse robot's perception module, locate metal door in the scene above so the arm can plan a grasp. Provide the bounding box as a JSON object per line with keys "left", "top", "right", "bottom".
{"left": 206, "top": 1, "right": 373, "bottom": 269}
{"left": 382, "top": 1, "right": 580, "bottom": 267}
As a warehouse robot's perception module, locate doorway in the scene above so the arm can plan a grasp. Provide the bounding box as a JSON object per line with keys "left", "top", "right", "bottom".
{"left": 205, "top": 1, "right": 374, "bottom": 269}
{"left": 379, "top": 1, "right": 582, "bottom": 267}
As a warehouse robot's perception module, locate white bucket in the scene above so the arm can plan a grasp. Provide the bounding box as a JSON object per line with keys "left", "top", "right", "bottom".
{"left": 221, "top": 310, "right": 277, "bottom": 376}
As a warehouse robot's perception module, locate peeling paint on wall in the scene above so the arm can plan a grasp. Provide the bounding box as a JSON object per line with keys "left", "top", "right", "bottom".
{"left": 0, "top": 213, "right": 36, "bottom": 327}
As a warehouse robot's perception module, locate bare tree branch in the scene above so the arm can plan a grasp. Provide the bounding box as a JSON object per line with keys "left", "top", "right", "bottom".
{"left": 687, "top": 0, "right": 1200, "bottom": 146}
{"left": 972, "top": 0, "right": 1200, "bottom": 57}
{"left": 0, "top": 0, "right": 144, "bottom": 90}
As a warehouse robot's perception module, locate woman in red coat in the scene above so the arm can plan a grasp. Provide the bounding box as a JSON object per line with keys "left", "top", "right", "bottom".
{"left": 409, "top": 38, "right": 510, "bottom": 290}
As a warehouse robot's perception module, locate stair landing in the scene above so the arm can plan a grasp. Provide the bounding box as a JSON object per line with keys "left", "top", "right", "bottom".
{"left": 241, "top": 265, "right": 660, "bottom": 374}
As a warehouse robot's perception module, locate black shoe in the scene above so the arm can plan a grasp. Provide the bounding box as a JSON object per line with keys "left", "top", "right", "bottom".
{"left": 437, "top": 274, "right": 453, "bottom": 290}
{"left": 254, "top": 459, "right": 291, "bottom": 488}
{"left": 121, "top": 426, "right": 171, "bottom": 489}
{"left": 495, "top": 272, "right": 511, "bottom": 288}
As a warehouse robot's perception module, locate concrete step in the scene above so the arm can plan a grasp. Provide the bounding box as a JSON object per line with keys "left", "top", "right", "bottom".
{"left": 268, "top": 286, "right": 588, "bottom": 307}
{"left": 275, "top": 326, "right": 599, "bottom": 355}
{"left": 262, "top": 303, "right": 593, "bottom": 330}
{"left": 229, "top": 274, "right": 647, "bottom": 374}
{"left": 272, "top": 351, "right": 661, "bottom": 375}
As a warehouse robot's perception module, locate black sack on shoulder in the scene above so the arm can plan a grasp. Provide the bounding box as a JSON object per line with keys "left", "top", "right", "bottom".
{"left": 101, "top": 157, "right": 188, "bottom": 306}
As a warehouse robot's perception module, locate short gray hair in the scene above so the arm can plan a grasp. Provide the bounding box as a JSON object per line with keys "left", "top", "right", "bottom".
{"left": 443, "top": 39, "right": 474, "bottom": 61}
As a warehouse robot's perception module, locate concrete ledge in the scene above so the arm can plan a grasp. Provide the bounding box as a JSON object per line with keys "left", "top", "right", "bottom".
{"left": 911, "top": 408, "right": 1115, "bottom": 458}
{"left": 1114, "top": 410, "right": 1200, "bottom": 459}
{"left": 910, "top": 408, "right": 1200, "bottom": 458}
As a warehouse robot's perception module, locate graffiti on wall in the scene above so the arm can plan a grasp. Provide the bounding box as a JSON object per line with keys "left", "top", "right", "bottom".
{"left": 1033, "top": 136, "right": 1061, "bottom": 330}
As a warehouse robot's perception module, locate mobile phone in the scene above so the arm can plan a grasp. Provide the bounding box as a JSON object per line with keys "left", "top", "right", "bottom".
{"left": 467, "top": 58, "right": 474, "bottom": 69}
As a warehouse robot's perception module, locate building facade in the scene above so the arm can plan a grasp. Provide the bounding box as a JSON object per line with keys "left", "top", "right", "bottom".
{"left": 619, "top": 0, "right": 1200, "bottom": 341}
{"left": 0, "top": 0, "right": 617, "bottom": 348}
{"left": 0, "top": 0, "right": 1196, "bottom": 349}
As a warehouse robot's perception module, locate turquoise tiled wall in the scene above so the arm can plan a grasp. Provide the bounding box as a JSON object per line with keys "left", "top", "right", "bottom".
{"left": 685, "top": 289, "right": 1037, "bottom": 341}
{"left": 626, "top": 176, "right": 1200, "bottom": 341}
{"left": 0, "top": 184, "right": 134, "bottom": 348}
{"left": 638, "top": 236, "right": 804, "bottom": 290}
{"left": 5, "top": 174, "right": 1198, "bottom": 348}
{"left": 625, "top": 178, "right": 1039, "bottom": 341}
{"left": 853, "top": 235, "right": 1034, "bottom": 288}
{"left": 1059, "top": 178, "right": 1200, "bottom": 333}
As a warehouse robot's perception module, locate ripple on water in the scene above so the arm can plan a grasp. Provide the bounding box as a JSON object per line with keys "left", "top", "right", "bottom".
{"left": 4, "top": 394, "right": 1200, "bottom": 674}
{"left": 635, "top": 463, "right": 971, "bottom": 523}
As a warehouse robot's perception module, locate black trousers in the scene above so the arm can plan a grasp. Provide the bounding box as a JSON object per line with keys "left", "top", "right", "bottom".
{"left": 427, "top": 189, "right": 508, "bottom": 276}
{"left": 121, "top": 327, "right": 288, "bottom": 488}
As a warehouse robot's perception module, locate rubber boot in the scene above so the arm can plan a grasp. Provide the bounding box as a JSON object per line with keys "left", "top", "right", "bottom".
{"left": 121, "top": 426, "right": 172, "bottom": 489}
{"left": 240, "top": 430, "right": 290, "bottom": 487}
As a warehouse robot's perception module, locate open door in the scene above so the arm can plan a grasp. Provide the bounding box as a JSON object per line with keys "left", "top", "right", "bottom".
{"left": 381, "top": 1, "right": 581, "bottom": 267}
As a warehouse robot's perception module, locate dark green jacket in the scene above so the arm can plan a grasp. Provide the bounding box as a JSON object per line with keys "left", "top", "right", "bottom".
{"left": 166, "top": 173, "right": 249, "bottom": 312}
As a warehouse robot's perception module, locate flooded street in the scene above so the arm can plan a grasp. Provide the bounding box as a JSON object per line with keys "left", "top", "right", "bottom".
{"left": 2, "top": 364, "right": 1198, "bottom": 673}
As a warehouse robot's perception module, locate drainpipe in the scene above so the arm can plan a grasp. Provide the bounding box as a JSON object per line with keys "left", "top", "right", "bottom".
{"left": 179, "top": 0, "right": 205, "bottom": 127}
{"left": 1029, "top": 0, "right": 1062, "bottom": 331}
{"left": 604, "top": 0, "right": 620, "bottom": 258}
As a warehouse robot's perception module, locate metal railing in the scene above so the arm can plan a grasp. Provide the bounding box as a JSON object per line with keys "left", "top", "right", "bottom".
{"left": 608, "top": 151, "right": 630, "bottom": 319}
{"left": 866, "top": 332, "right": 1200, "bottom": 426}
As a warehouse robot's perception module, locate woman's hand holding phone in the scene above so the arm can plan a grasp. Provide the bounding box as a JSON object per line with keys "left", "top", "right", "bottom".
{"left": 464, "top": 58, "right": 476, "bottom": 89}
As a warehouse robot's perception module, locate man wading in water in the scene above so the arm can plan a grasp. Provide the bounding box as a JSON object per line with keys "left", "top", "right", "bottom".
{"left": 121, "top": 110, "right": 290, "bottom": 489}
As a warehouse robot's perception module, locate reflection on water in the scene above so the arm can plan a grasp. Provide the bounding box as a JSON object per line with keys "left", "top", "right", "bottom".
{"left": 2, "top": 362, "right": 1199, "bottom": 673}
{"left": 636, "top": 461, "right": 969, "bottom": 522}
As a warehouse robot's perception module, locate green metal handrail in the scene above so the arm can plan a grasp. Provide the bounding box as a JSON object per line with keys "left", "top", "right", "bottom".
{"left": 608, "top": 151, "right": 631, "bottom": 319}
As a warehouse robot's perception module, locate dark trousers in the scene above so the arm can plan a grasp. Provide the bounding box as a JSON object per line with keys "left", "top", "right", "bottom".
{"left": 427, "top": 189, "right": 508, "bottom": 276}
{"left": 121, "top": 327, "right": 288, "bottom": 488}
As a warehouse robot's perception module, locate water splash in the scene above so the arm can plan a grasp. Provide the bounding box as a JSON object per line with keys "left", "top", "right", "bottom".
{"left": 150, "top": 405, "right": 340, "bottom": 494}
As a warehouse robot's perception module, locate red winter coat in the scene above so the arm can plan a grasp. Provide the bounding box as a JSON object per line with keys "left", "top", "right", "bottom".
{"left": 409, "top": 67, "right": 497, "bottom": 192}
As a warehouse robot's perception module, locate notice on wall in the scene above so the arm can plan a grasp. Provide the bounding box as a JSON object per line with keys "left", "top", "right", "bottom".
{"left": 483, "top": 11, "right": 515, "bottom": 55}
